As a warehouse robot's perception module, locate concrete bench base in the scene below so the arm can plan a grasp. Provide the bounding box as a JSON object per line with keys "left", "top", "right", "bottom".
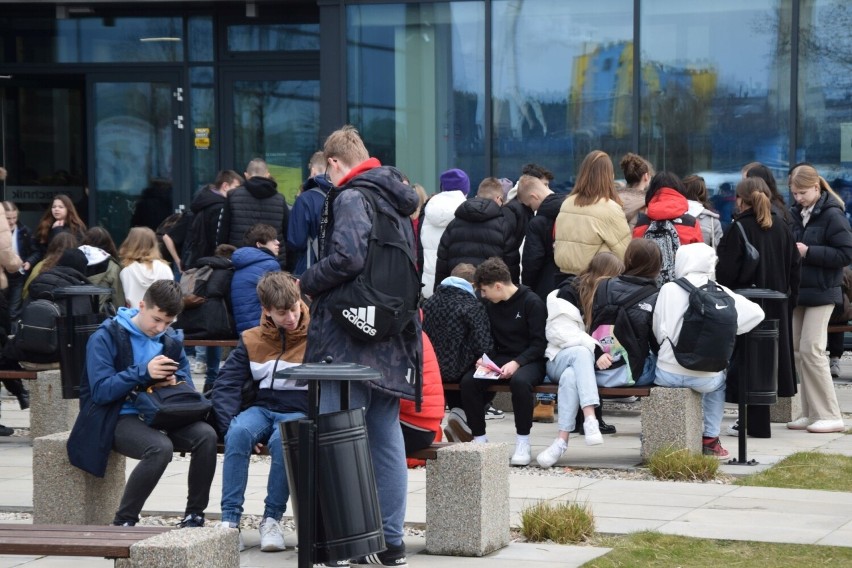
{"left": 114, "top": 527, "right": 239, "bottom": 568}
{"left": 770, "top": 394, "right": 800, "bottom": 423}
{"left": 30, "top": 370, "right": 80, "bottom": 440}
{"left": 33, "top": 431, "right": 126, "bottom": 525}
{"left": 640, "top": 387, "right": 703, "bottom": 460}
{"left": 425, "top": 443, "right": 509, "bottom": 557}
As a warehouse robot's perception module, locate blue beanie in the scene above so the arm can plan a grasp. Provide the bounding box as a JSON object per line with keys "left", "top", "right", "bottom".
{"left": 439, "top": 168, "right": 470, "bottom": 195}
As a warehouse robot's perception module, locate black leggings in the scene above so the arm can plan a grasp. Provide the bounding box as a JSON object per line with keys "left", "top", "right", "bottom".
{"left": 112, "top": 415, "right": 217, "bottom": 524}
{"left": 459, "top": 358, "right": 545, "bottom": 437}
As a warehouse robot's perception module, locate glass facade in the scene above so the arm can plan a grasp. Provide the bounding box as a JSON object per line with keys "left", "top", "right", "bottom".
{"left": 347, "top": 2, "right": 486, "bottom": 193}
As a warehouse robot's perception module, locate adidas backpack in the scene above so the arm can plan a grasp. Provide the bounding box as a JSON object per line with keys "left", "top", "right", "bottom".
{"left": 329, "top": 188, "right": 420, "bottom": 343}
{"left": 668, "top": 278, "right": 738, "bottom": 372}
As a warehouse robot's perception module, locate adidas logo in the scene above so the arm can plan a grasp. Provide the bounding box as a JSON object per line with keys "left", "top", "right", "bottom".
{"left": 342, "top": 306, "right": 378, "bottom": 337}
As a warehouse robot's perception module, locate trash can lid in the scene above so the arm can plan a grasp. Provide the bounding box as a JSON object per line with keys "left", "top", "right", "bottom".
{"left": 733, "top": 288, "right": 788, "bottom": 300}
{"left": 275, "top": 362, "right": 383, "bottom": 382}
{"left": 53, "top": 285, "right": 113, "bottom": 297}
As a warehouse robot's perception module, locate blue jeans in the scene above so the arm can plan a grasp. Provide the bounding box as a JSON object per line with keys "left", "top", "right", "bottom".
{"left": 319, "top": 381, "right": 406, "bottom": 547}
{"left": 201, "top": 346, "right": 222, "bottom": 389}
{"left": 654, "top": 368, "right": 726, "bottom": 438}
{"left": 545, "top": 347, "right": 600, "bottom": 433}
{"left": 220, "top": 405, "right": 305, "bottom": 524}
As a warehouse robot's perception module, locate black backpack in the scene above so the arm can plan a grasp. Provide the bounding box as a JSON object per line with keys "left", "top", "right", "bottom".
{"left": 668, "top": 278, "right": 738, "bottom": 372}
{"left": 174, "top": 256, "right": 236, "bottom": 340}
{"left": 590, "top": 282, "right": 658, "bottom": 383}
{"left": 328, "top": 188, "right": 420, "bottom": 342}
{"left": 15, "top": 299, "right": 63, "bottom": 355}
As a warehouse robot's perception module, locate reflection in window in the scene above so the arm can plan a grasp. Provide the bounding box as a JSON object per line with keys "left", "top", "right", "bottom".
{"left": 492, "top": 0, "right": 632, "bottom": 189}
{"left": 190, "top": 67, "right": 216, "bottom": 195}
{"left": 57, "top": 17, "right": 183, "bottom": 62}
{"left": 347, "top": 2, "right": 485, "bottom": 193}
{"left": 227, "top": 23, "right": 320, "bottom": 52}
{"left": 188, "top": 16, "right": 214, "bottom": 62}
{"left": 640, "top": 0, "right": 791, "bottom": 216}
{"left": 799, "top": 0, "right": 852, "bottom": 206}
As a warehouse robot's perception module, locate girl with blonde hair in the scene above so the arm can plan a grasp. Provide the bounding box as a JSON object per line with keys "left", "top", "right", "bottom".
{"left": 553, "top": 150, "right": 631, "bottom": 276}
{"left": 118, "top": 226, "right": 173, "bottom": 307}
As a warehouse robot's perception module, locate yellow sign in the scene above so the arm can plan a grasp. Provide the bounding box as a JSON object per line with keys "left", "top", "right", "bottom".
{"left": 194, "top": 128, "right": 210, "bottom": 150}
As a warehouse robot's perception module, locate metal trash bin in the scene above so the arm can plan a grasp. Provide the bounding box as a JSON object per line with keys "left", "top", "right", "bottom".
{"left": 53, "top": 285, "right": 111, "bottom": 399}
{"left": 733, "top": 288, "right": 788, "bottom": 406}
{"left": 276, "top": 362, "right": 385, "bottom": 567}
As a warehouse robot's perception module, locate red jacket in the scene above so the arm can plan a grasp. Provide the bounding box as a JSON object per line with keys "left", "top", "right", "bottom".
{"left": 400, "top": 332, "right": 444, "bottom": 467}
{"left": 633, "top": 187, "right": 703, "bottom": 244}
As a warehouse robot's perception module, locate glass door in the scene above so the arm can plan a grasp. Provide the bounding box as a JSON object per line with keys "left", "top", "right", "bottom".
{"left": 221, "top": 69, "right": 320, "bottom": 205}
{"left": 88, "top": 72, "right": 183, "bottom": 243}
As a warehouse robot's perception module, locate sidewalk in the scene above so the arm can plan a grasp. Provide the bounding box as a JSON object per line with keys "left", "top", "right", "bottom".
{"left": 1, "top": 374, "right": 851, "bottom": 567}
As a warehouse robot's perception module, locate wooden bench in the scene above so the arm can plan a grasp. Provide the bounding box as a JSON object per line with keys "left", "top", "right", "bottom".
{"left": 183, "top": 339, "right": 238, "bottom": 348}
{"left": 828, "top": 324, "right": 852, "bottom": 334}
{"left": 0, "top": 523, "right": 172, "bottom": 559}
{"left": 0, "top": 369, "right": 38, "bottom": 380}
{"left": 442, "top": 382, "right": 653, "bottom": 399}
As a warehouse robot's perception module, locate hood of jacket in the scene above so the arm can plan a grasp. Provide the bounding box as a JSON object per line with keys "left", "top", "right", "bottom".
{"left": 304, "top": 174, "right": 333, "bottom": 194}
{"left": 674, "top": 242, "right": 717, "bottom": 279}
{"left": 79, "top": 245, "right": 111, "bottom": 266}
{"left": 190, "top": 186, "right": 226, "bottom": 214}
{"left": 259, "top": 300, "right": 310, "bottom": 347}
{"left": 537, "top": 193, "right": 565, "bottom": 221}
{"left": 115, "top": 306, "right": 167, "bottom": 367}
{"left": 791, "top": 188, "right": 845, "bottom": 220}
{"left": 454, "top": 196, "right": 503, "bottom": 223}
{"left": 121, "top": 261, "right": 169, "bottom": 291}
{"left": 438, "top": 275, "right": 476, "bottom": 295}
{"left": 345, "top": 164, "right": 419, "bottom": 218}
{"left": 423, "top": 191, "right": 466, "bottom": 230}
{"left": 231, "top": 246, "right": 277, "bottom": 270}
{"left": 686, "top": 200, "right": 720, "bottom": 219}
{"left": 646, "top": 187, "right": 689, "bottom": 220}
{"left": 244, "top": 176, "right": 279, "bottom": 200}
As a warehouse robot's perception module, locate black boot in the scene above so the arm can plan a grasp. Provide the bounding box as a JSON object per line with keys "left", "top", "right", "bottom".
{"left": 571, "top": 406, "right": 617, "bottom": 435}
{"left": 2, "top": 380, "right": 30, "bottom": 410}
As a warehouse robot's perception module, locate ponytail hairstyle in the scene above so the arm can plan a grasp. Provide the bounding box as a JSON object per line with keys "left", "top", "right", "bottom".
{"left": 574, "top": 252, "right": 624, "bottom": 329}
{"left": 623, "top": 239, "right": 662, "bottom": 279}
{"left": 745, "top": 163, "right": 786, "bottom": 212}
{"left": 790, "top": 164, "right": 845, "bottom": 210}
{"left": 736, "top": 177, "right": 773, "bottom": 230}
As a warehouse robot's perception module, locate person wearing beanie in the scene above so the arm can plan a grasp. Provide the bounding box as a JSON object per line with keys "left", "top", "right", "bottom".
{"left": 419, "top": 168, "right": 471, "bottom": 298}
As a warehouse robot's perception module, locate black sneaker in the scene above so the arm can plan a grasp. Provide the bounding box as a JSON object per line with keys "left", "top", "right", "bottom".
{"left": 484, "top": 404, "right": 505, "bottom": 420}
{"left": 112, "top": 520, "right": 137, "bottom": 527}
{"left": 353, "top": 542, "right": 408, "bottom": 567}
{"left": 178, "top": 513, "right": 205, "bottom": 528}
{"left": 0, "top": 425, "right": 13, "bottom": 437}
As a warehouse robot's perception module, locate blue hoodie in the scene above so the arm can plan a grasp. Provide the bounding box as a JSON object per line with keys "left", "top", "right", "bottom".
{"left": 439, "top": 275, "right": 476, "bottom": 296}
{"left": 114, "top": 307, "right": 167, "bottom": 414}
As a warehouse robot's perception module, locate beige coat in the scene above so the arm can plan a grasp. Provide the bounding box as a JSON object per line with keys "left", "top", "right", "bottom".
{"left": 0, "top": 211, "right": 23, "bottom": 290}
{"left": 553, "top": 195, "right": 631, "bottom": 275}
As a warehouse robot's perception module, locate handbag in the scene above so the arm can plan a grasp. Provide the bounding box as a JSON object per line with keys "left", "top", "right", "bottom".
{"left": 735, "top": 220, "right": 761, "bottom": 283}
{"left": 131, "top": 381, "right": 212, "bottom": 430}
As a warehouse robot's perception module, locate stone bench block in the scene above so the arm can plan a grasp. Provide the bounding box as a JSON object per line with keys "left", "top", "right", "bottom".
{"left": 491, "top": 391, "right": 513, "bottom": 413}
{"left": 641, "top": 387, "right": 703, "bottom": 460}
{"left": 33, "top": 430, "right": 125, "bottom": 525}
{"left": 30, "top": 370, "right": 80, "bottom": 440}
{"left": 425, "top": 442, "right": 509, "bottom": 557}
{"left": 115, "top": 527, "right": 239, "bottom": 568}
{"left": 769, "top": 394, "right": 801, "bottom": 423}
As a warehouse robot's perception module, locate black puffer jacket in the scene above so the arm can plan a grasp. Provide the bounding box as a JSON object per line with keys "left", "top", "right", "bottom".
{"left": 220, "top": 177, "right": 289, "bottom": 256}
{"left": 182, "top": 187, "right": 226, "bottom": 269}
{"left": 434, "top": 197, "right": 518, "bottom": 289}
{"left": 522, "top": 193, "right": 566, "bottom": 301}
{"left": 790, "top": 191, "right": 852, "bottom": 307}
{"left": 591, "top": 275, "right": 658, "bottom": 380}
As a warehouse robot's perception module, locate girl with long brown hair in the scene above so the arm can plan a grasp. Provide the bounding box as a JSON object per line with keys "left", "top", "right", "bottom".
{"left": 34, "top": 195, "right": 86, "bottom": 251}
{"left": 118, "top": 226, "right": 173, "bottom": 307}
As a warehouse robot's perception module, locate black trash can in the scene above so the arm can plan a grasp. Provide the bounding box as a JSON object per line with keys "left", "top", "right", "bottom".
{"left": 53, "top": 285, "right": 111, "bottom": 399}
{"left": 282, "top": 408, "right": 384, "bottom": 563}
{"left": 733, "top": 288, "right": 788, "bottom": 406}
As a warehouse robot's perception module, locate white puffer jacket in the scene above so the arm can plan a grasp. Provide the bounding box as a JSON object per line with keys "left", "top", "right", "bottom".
{"left": 544, "top": 288, "right": 598, "bottom": 361}
{"left": 419, "top": 190, "right": 466, "bottom": 298}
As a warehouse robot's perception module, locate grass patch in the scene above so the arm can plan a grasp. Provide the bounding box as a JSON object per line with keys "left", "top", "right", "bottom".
{"left": 519, "top": 500, "right": 594, "bottom": 544}
{"left": 585, "top": 531, "right": 852, "bottom": 567}
{"left": 734, "top": 452, "right": 852, "bottom": 492}
{"left": 647, "top": 445, "right": 719, "bottom": 481}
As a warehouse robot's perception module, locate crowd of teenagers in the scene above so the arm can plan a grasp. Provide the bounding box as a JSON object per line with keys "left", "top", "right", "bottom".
{"left": 1, "top": 140, "right": 850, "bottom": 567}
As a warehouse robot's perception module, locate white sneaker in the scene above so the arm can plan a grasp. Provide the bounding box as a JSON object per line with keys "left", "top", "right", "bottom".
{"left": 536, "top": 438, "right": 567, "bottom": 469}
{"left": 787, "top": 417, "right": 812, "bottom": 430}
{"left": 259, "top": 517, "right": 286, "bottom": 552}
{"left": 583, "top": 418, "right": 604, "bottom": 446}
{"left": 806, "top": 419, "right": 846, "bottom": 433}
{"left": 510, "top": 439, "right": 531, "bottom": 466}
{"left": 192, "top": 360, "right": 207, "bottom": 375}
{"left": 217, "top": 521, "right": 245, "bottom": 552}
{"left": 725, "top": 420, "right": 740, "bottom": 437}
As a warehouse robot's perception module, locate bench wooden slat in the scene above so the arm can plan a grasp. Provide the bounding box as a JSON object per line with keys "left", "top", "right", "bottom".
{"left": 0, "top": 524, "right": 172, "bottom": 558}
{"left": 827, "top": 325, "right": 852, "bottom": 334}
{"left": 442, "top": 382, "right": 651, "bottom": 397}
{"left": 407, "top": 442, "right": 453, "bottom": 461}
{"left": 183, "top": 339, "right": 238, "bottom": 348}
{"left": 0, "top": 370, "right": 39, "bottom": 380}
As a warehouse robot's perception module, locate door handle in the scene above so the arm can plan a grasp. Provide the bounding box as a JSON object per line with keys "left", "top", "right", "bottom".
{"left": 173, "top": 115, "right": 184, "bottom": 129}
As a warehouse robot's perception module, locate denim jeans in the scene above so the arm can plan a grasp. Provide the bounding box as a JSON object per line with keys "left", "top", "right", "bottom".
{"left": 201, "top": 346, "right": 222, "bottom": 389}
{"left": 654, "top": 368, "right": 726, "bottom": 438}
{"left": 319, "top": 380, "right": 407, "bottom": 547}
{"left": 221, "top": 405, "right": 305, "bottom": 524}
{"left": 113, "top": 415, "right": 217, "bottom": 524}
{"left": 545, "top": 347, "right": 600, "bottom": 433}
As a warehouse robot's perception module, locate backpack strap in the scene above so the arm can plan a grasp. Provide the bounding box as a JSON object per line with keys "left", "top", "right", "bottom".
{"left": 615, "top": 283, "right": 658, "bottom": 309}
{"left": 674, "top": 277, "right": 698, "bottom": 294}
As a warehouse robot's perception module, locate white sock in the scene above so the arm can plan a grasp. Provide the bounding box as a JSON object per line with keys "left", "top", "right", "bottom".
{"left": 584, "top": 416, "right": 598, "bottom": 424}
{"left": 516, "top": 434, "right": 530, "bottom": 444}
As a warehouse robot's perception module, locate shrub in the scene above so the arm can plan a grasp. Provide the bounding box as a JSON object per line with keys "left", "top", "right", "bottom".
{"left": 519, "top": 500, "right": 595, "bottom": 544}
{"left": 648, "top": 445, "right": 719, "bottom": 481}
